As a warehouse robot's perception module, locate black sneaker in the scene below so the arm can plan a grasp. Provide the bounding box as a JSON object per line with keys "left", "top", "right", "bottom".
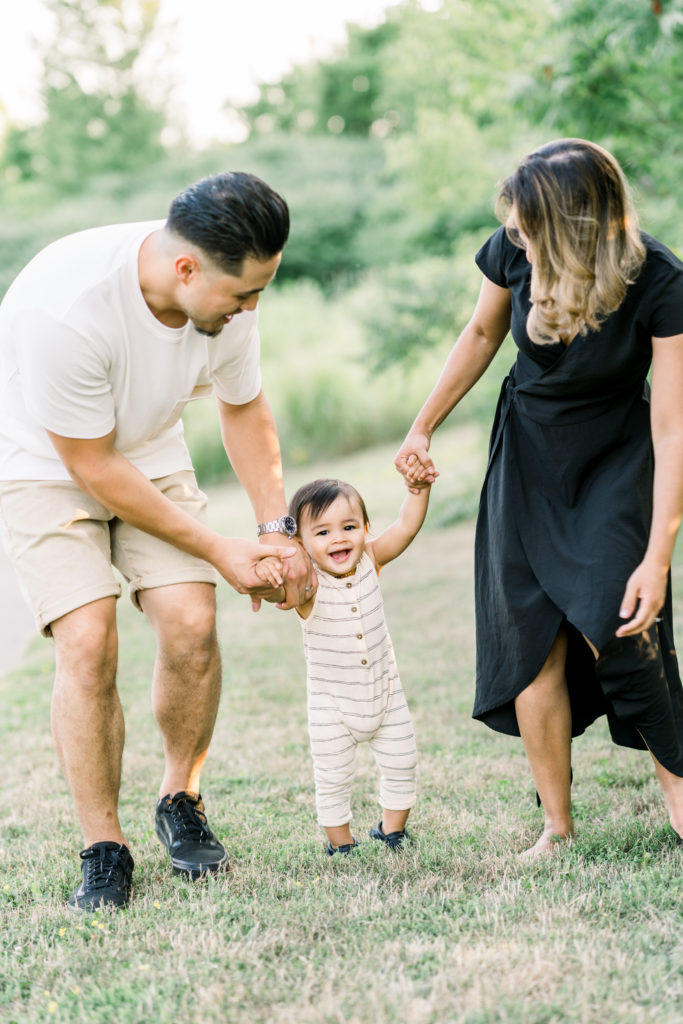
{"left": 155, "top": 791, "right": 228, "bottom": 878}
{"left": 68, "top": 842, "right": 134, "bottom": 911}
{"left": 369, "top": 821, "right": 408, "bottom": 851}
{"left": 327, "top": 837, "right": 360, "bottom": 856}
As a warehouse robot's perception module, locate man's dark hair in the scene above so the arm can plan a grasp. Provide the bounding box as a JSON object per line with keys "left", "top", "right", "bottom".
{"left": 167, "top": 171, "right": 290, "bottom": 274}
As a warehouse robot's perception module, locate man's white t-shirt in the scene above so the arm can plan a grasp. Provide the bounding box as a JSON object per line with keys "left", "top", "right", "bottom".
{"left": 0, "top": 221, "right": 262, "bottom": 481}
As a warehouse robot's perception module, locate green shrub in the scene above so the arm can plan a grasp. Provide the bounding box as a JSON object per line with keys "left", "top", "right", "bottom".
{"left": 182, "top": 271, "right": 516, "bottom": 486}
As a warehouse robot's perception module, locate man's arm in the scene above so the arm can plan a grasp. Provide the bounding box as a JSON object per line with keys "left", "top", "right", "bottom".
{"left": 216, "top": 392, "right": 313, "bottom": 607}
{"left": 46, "top": 428, "right": 295, "bottom": 596}
{"left": 216, "top": 391, "right": 288, "bottom": 523}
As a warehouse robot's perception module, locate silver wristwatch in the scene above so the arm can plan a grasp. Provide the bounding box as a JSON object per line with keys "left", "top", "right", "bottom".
{"left": 257, "top": 514, "right": 297, "bottom": 537}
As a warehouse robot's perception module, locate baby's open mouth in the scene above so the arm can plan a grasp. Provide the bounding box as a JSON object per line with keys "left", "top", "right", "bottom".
{"left": 330, "top": 549, "right": 351, "bottom": 562}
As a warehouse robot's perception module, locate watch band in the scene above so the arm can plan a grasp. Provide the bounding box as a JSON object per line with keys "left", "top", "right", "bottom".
{"left": 256, "top": 515, "right": 297, "bottom": 537}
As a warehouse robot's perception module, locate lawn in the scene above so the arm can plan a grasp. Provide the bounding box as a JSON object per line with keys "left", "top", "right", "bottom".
{"left": 1, "top": 426, "right": 681, "bottom": 1024}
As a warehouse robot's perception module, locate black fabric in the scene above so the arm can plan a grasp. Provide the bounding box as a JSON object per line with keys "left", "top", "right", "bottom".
{"left": 471, "top": 227, "right": 683, "bottom": 773}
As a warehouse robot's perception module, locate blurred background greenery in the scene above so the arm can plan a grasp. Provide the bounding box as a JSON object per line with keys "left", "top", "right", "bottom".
{"left": 1, "top": 0, "right": 682, "bottom": 483}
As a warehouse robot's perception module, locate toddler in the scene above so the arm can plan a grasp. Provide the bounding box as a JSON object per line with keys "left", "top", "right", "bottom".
{"left": 260, "top": 477, "right": 430, "bottom": 855}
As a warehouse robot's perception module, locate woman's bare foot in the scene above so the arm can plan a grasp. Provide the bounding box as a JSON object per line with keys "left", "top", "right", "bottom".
{"left": 520, "top": 823, "right": 573, "bottom": 860}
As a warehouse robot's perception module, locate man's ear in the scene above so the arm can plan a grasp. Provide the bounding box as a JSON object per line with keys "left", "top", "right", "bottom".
{"left": 175, "top": 254, "right": 199, "bottom": 283}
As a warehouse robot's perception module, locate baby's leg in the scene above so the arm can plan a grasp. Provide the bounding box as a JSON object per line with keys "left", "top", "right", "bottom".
{"left": 381, "top": 807, "right": 411, "bottom": 834}
{"left": 369, "top": 683, "right": 417, "bottom": 845}
{"left": 308, "top": 698, "right": 358, "bottom": 850}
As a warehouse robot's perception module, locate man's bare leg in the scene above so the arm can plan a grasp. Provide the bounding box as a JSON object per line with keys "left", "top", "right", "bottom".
{"left": 141, "top": 582, "right": 228, "bottom": 876}
{"left": 514, "top": 628, "right": 574, "bottom": 858}
{"left": 50, "top": 597, "right": 125, "bottom": 847}
{"left": 139, "top": 582, "right": 221, "bottom": 798}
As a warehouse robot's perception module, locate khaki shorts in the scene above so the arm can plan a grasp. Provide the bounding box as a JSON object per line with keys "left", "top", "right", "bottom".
{"left": 0, "top": 471, "right": 218, "bottom": 637}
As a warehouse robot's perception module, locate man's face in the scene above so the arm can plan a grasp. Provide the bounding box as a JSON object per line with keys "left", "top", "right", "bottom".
{"left": 181, "top": 252, "right": 281, "bottom": 337}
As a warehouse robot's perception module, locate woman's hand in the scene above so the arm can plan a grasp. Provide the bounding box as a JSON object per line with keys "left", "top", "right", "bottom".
{"left": 395, "top": 431, "right": 439, "bottom": 494}
{"left": 615, "top": 558, "right": 669, "bottom": 637}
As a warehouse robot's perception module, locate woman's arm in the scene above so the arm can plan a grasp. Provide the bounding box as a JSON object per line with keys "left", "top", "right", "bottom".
{"left": 395, "top": 276, "right": 511, "bottom": 488}
{"left": 616, "top": 332, "right": 683, "bottom": 637}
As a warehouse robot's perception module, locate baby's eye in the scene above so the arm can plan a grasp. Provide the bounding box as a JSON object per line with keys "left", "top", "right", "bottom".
{"left": 343, "top": 524, "right": 358, "bottom": 531}
{"left": 316, "top": 529, "right": 329, "bottom": 536}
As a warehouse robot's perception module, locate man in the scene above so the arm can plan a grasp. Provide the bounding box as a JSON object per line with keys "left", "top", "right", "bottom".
{"left": 0, "top": 171, "right": 313, "bottom": 910}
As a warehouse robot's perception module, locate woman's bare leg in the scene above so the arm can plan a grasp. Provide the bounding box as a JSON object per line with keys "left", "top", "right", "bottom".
{"left": 650, "top": 754, "right": 683, "bottom": 838}
{"left": 594, "top": 628, "right": 683, "bottom": 840}
{"left": 514, "top": 628, "right": 573, "bottom": 858}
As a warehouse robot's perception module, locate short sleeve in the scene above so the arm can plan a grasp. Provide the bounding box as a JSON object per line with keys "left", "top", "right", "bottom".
{"left": 14, "top": 309, "right": 116, "bottom": 438}
{"left": 643, "top": 238, "right": 683, "bottom": 338}
{"left": 475, "top": 226, "right": 513, "bottom": 288}
{"left": 209, "top": 310, "right": 262, "bottom": 405}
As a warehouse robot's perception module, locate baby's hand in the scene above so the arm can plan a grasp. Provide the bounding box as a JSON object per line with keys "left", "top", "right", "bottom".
{"left": 405, "top": 476, "right": 432, "bottom": 494}
{"left": 254, "top": 555, "right": 285, "bottom": 588}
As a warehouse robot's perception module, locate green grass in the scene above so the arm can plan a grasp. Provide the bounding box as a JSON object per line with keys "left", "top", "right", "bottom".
{"left": 1, "top": 427, "right": 682, "bottom": 1024}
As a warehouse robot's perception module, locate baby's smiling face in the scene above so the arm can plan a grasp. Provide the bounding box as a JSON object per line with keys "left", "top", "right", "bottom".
{"left": 298, "top": 494, "right": 367, "bottom": 577}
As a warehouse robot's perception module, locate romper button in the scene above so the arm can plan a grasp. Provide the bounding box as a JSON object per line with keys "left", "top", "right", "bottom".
{"left": 356, "top": 633, "right": 363, "bottom": 639}
{"left": 346, "top": 582, "right": 353, "bottom": 589}
{"left": 361, "top": 659, "right": 367, "bottom": 666}
{"left": 351, "top": 606, "right": 357, "bottom": 613}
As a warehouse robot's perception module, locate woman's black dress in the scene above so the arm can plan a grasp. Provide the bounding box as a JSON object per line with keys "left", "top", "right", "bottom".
{"left": 472, "top": 227, "right": 683, "bottom": 774}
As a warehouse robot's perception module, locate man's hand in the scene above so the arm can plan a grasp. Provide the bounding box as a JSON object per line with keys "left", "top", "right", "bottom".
{"left": 255, "top": 533, "right": 316, "bottom": 611}
{"left": 210, "top": 537, "right": 297, "bottom": 599}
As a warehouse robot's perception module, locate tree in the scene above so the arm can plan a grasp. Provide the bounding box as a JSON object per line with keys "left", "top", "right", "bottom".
{"left": 2, "top": 0, "right": 167, "bottom": 191}
{"left": 234, "top": 19, "right": 400, "bottom": 138}
{"left": 523, "top": 0, "right": 683, "bottom": 196}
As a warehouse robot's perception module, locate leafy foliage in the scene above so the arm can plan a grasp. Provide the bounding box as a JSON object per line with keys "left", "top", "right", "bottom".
{"left": 523, "top": 0, "right": 683, "bottom": 196}
{"left": 236, "top": 0, "right": 555, "bottom": 267}
{"left": 228, "top": 133, "right": 387, "bottom": 286}
{"left": 2, "top": 0, "right": 166, "bottom": 191}
{"left": 234, "top": 19, "right": 400, "bottom": 138}
{"left": 1, "top": 0, "right": 683, "bottom": 469}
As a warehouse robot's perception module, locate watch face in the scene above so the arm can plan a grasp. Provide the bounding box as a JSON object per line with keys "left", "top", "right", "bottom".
{"left": 282, "top": 515, "right": 297, "bottom": 536}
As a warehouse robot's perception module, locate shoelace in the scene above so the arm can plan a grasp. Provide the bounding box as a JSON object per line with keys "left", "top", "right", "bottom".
{"left": 81, "top": 845, "right": 127, "bottom": 890}
{"left": 167, "top": 794, "right": 212, "bottom": 842}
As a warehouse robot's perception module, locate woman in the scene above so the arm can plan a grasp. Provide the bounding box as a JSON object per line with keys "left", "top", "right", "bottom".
{"left": 396, "top": 138, "right": 683, "bottom": 856}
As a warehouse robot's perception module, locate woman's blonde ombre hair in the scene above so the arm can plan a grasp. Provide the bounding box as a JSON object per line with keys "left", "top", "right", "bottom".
{"left": 496, "top": 139, "right": 646, "bottom": 346}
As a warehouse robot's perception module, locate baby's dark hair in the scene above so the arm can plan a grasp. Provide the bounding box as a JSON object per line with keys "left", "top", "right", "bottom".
{"left": 289, "top": 479, "right": 370, "bottom": 528}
